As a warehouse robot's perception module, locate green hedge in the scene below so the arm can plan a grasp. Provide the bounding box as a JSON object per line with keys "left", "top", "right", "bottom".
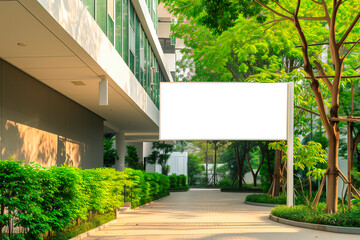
{"left": 169, "top": 174, "right": 189, "bottom": 190}
{"left": 0, "top": 160, "right": 169, "bottom": 240}
{"left": 271, "top": 203, "right": 360, "bottom": 228}
{"left": 246, "top": 194, "right": 286, "bottom": 204}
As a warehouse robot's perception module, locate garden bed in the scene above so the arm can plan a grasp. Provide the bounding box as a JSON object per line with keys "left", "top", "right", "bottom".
{"left": 271, "top": 203, "right": 360, "bottom": 230}
{"left": 269, "top": 214, "right": 360, "bottom": 234}
{"left": 245, "top": 193, "right": 286, "bottom": 204}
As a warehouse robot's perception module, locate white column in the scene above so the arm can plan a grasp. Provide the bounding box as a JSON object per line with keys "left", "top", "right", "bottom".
{"left": 115, "top": 130, "right": 125, "bottom": 171}
{"left": 287, "top": 82, "right": 294, "bottom": 206}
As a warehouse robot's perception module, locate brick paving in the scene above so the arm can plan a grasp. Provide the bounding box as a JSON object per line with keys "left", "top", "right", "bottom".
{"left": 83, "top": 189, "right": 359, "bottom": 240}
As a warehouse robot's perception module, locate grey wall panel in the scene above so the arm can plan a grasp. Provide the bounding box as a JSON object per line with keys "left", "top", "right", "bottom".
{"left": 82, "top": 108, "right": 104, "bottom": 169}
{"left": 49, "top": 90, "right": 71, "bottom": 138}
{"left": 69, "top": 101, "right": 83, "bottom": 141}
{"left": 0, "top": 59, "right": 103, "bottom": 168}
{"left": 2, "top": 61, "right": 50, "bottom": 132}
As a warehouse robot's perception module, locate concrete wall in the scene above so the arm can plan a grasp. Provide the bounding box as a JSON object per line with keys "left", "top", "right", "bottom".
{"left": 0, "top": 59, "right": 103, "bottom": 168}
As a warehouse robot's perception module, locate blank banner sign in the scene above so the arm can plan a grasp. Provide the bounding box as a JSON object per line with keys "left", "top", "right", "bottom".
{"left": 160, "top": 82, "right": 289, "bottom": 140}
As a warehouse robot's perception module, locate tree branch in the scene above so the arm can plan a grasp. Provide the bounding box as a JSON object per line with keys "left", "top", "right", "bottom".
{"left": 298, "top": 16, "right": 327, "bottom": 20}
{"left": 338, "top": 11, "right": 360, "bottom": 48}
{"left": 260, "top": 18, "right": 287, "bottom": 27}
{"left": 272, "top": 0, "right": 293, "bottom": 15}
{"left": 255, "top": 0, "right": 293, "bottom": 21}
{"left": 343, "top": 38, "right": 360, "bottom": 60}
{"left": 313, "top": 60, "right": 333, "bottom": 91}
{"left": 352, "top": 132, "right": 360, "bottom": 157}
{"left": 296, "top": 105, "right": 320, "bottom": 116}
{"left": 320, "top": 0, "right": 331, "bottom": 25}
{"left": 329, "top": 117, "right": 360, "bottom": 123}
{"left": 311, "top": 0, "right": 322, "bottom": 4}
{"left": 292, "top": 0, "right": 332, "bottom": 134}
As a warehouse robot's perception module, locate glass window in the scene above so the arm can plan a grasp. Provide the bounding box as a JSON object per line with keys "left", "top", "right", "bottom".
{"left": 130, "top": 52, "right": 135, "bottom": 73}
{"left": 115, "top": 0, "right": 122, "bottom": 55}
{"left": 108, "top": 0, "right": 115, "bottom": 19}
{"left": 96, "top": 0, "right": 107, "bottom": 34}
{"left": 107, "top": 16, "right": 114, "bottom": 45}
{"left": 135, "top": 17, "right": 140, "bottom": 80}
{"left": 83, "top": 0, "right": 95, "bottom": 18}
{"left": 129, "top": 4, "right": 134, "bottom": 31}
{"left": 122, "top": 0, "right": 129, "bottom": 64}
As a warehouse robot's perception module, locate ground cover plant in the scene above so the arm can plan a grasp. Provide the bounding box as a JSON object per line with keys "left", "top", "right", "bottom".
{"left": 0, "top": 160, "right": 170, "bottom": 240}
{"left": 246, "top": 194, "right": 286, "bottom": 204}
{"left": 49, "top": 212, "right": 115, "bottom": 240}
{"left": 271, "top": 203, "right": 360, "bottom": 228}
{"left": 245, "top": 192, "right": 327, "bottom": 205}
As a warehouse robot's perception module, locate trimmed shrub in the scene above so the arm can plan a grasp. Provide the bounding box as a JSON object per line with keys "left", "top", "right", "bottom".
{"left": 169, "top": 174, "right": 189, "bottom": 190}
{"left": 271, "top": 203, "right": 360, "bottom": 227}
{"left": 219, "top": 179, "right": 232, "bottom": 187}
{"left": 246, "top": 194, "right": 286, "bottom": 204}
{"left": 178, "top": 174, "right": 187, "bottom": 186}
{"left": 0, "top": 160, "right": 170, "bottom": 240}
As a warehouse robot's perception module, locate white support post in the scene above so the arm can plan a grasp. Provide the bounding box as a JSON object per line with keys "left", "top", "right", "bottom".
{"left": 99, "top": 75, "right": 108, "bottom": 105}
{"left": 287, "top": 82, "right": 294, "bottom": 206}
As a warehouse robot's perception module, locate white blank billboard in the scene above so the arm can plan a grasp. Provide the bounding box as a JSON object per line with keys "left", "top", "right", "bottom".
{"left": 160, "top": 82, "right": 289, "bottom": 141}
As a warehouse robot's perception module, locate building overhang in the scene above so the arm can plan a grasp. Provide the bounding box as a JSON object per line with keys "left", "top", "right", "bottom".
{"left": 0, "top": 0, "right": 164, "bottom": 140}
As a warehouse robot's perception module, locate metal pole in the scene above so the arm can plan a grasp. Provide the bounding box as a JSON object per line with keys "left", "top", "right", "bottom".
{"left": 124, "top": 185, "right": 126, "bottom": 203}
{"left": 131, "top": 188, "right": 133, "bottom": 207}
{"left": 287, "top": 82, "right": 294, "bottom": 207}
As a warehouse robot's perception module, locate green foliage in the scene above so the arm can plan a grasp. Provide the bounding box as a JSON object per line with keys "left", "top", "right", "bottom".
{"left": 169, "top": 173, "right": 189, "bottom": 190}
{"left": 187, "top": 153, "right": 204, "bottom": 185}
{"left": 125, "top": 145, "right": 141, "bottom": 169}
{"left": 218, "top": 179, "right": 232, "bottom": 187}
{"left": 0, "top": 160, "right": 170, "bottom": 239}
{"left": 269, "top": 137, "right": 327, "bottom": 180}
{"left": 147, "top": 142, "right": 174, "bottom": 175}
{"left": 49, "top": 212, "right": 115, "bottom": 240}
{"left": 219, "top": 145, "right": 250, "bottom": 181}
{"left": 103, "top": 138, "right": 118, "bottom": 167}
{"left": 246, "top": 191, "right": 326, "bottom": 206}
{"left": 271, "top": 203, "right": 360, "bottom": 228}
{"left": 351, "top": 168, "right": 360, "bottom": 189}
{"left": 246, "top": 194, "right": 286, "bottom": 204}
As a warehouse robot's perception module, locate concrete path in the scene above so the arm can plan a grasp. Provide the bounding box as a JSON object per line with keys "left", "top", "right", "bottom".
{"left": 83, "top": 189, "right": 359, "bottom": 240}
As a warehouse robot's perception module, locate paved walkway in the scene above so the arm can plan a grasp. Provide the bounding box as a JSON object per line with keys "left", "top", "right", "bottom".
{"left": 83, "top": 189, "right": 359, "bottom": 240}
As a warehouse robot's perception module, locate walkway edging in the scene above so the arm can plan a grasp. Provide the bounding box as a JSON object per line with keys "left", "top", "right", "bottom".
{"left": 269, "top": 214, "right": 360, "bottom": 234}
{"left": 69, "top": 195, "right": 169, "bottom": 240}
{"left": 245, "top": 201, "right": 278, "bottom": 207}
{"left": 69, "top": 218, "right": 119, "bottom": 240}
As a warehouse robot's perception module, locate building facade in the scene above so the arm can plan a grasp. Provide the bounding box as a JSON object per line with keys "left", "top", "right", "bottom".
{"left": 0, "top": 0, "right": 173, "bottom": 169}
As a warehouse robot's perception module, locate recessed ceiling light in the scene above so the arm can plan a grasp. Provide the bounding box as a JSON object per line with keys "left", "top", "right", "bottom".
{"left": 71, "top": 81, "right": 86, "bottom": 86}
{"left": 17, "top": 43, "right": 26, "bottom": 47}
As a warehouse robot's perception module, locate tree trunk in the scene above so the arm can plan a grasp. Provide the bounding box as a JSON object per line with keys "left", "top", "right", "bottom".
{"left": 234, "top": 145, "right": 242, "bottom": 188}
{"left": 213, "top": 143, "right": 217, "bottom": 185}
{"left": 239, "top": 143, "right": 248, "bottom": 188}
{"left": 326, "top": 128, "right": 340, "bottom": 213}
{"left": 265, "top": 145, "right": 273, "bottom": 183}
{"left": 205, "top": 141, "right": 208, "bottom": 184}
{"left": 347, "top": 122, "right": 353, "bottom": 210}
{"left": 273, "top": 149, "right": 282, "bottom": 197}
{"left": 246, "top": 150, "right": 264, "bottom": 188}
